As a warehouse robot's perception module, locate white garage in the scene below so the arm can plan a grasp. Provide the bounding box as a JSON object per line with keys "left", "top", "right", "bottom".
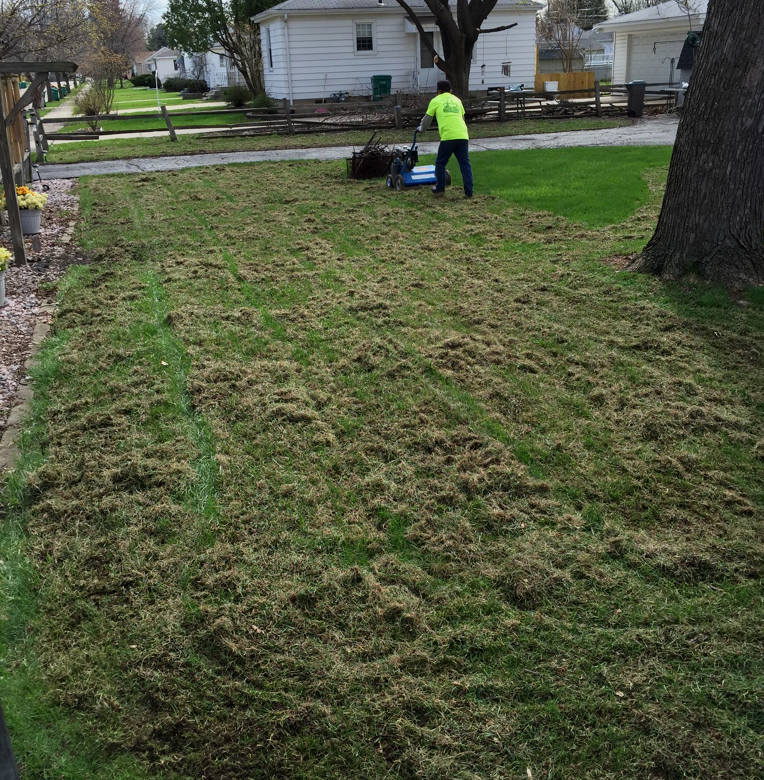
{"left": 596, "top": 0, "right": 707, "bottom": 85}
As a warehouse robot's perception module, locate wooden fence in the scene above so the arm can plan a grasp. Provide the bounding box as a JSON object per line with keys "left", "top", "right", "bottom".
{"left": 1, "top": 76, "right": 29, "bottom": 182}
{"left": 534, "top": 71, "right": 595, "bottom": 99}
{"left": 35, "top": 81, "right": 683, "bottom": 149}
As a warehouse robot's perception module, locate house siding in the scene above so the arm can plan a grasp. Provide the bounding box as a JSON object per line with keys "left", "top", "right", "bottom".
{"left": 612, "top": 32, "right": 629, "bottom": 84}
{"left": 625, "top": 27, "right": 689, "bottom": 84}
{"left": 262, "top": 20, "right": 290, "bottom": 97}
{"left": 261, "top": 10, "right": 537, "bottom": 101}
{"left": 469, "top": 11, "right": 536, "bottom": 90}
{"left": 206, "top": 53, "right": 230, "bottom": 88}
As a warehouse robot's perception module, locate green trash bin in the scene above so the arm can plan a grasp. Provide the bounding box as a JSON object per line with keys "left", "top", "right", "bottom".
{"left": 50, "top": 86, "right": 59, "bottom": 100}
{"left": 371, "top": 74, "right": 392, "bottom": 101}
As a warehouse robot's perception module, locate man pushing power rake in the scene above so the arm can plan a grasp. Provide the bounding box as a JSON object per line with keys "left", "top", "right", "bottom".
{"left": 417, "top": 71, "right": 474, "bottom": 199}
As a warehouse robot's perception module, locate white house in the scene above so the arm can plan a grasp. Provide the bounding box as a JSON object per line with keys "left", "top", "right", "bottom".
{"left": 145, "top": 47, "right": 183, "bottom": 83}
{"left": 595, "top": 0, "right": 707, "bottom": 85}
{"left": 181, "top": 48, "right": 247, "bottom": 89}
{"left": 252, "top": 0, "right": 542, "bottom": 103}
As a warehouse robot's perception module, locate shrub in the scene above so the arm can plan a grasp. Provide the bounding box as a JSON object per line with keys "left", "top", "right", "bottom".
{"left": 162, "top": 77, "right": 208, "bottom": 93}
{"left": 131, "top": 73, "right": 160, "bottom": 88}
{"left": 74, "top": 89, "right": 108, "bottom": 130}
{"left": 251, "top": 92, "right": 276, "bottom": 109}
{"left": 223, "top": 85, "right": 252, "bottom": 107}
{"left": 185, "top": 79, "right": 208, "bottom": 93}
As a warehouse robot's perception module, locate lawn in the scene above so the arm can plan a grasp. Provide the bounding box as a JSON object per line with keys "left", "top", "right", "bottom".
{"left": 46, "top": 116, "right": 631, "bottom": 164}
{"left": 110, "top": 85, "right": 188, "bottom": 110}
{"left": 2, "top": 147, "right": 762, "bottom": 778}
{"left": 60, "top": 109, "right": 254, "bottom": 135}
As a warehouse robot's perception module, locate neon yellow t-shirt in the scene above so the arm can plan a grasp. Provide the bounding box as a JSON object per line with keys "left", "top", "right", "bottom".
{"left": 426, "top": 92, "right": 469, "bottom": 141}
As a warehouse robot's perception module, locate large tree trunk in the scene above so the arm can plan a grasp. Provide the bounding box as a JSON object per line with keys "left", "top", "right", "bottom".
{"left": 629, "top": 0, "right": 764, "bottom": 287}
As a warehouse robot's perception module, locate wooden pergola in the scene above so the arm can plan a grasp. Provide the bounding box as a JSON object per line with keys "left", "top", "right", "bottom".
{"left": 0, "top": 61, "right": 77, "bottom": 265}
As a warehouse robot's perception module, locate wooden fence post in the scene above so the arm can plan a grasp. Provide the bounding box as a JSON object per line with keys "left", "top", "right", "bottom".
{"left": 28, "top": 108, "right": 45, "bottom": 162}
{"left": 282, "top": 98, "right": 294, "bottom": 134}
{"left": 160, "top": 105, "right": 177, "bottom": 141}
{"left": 394, "top": 104, "right": 401, "bottom": 129}
{"left": 594, "top": 80, "right": 601, "bottom": 117}
{"left": 0, "top": 82, "right": 26, "bottom": 265}
{"left": 498, "top": 88, "right": 506, "bottom": 122}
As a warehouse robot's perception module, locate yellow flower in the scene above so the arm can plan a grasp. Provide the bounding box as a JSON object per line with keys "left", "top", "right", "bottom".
{"left": 0, "top": 247, "right": 11, "bottom": 271}
{"left": 0, "top": 186, "right": 47, "bottom": 210}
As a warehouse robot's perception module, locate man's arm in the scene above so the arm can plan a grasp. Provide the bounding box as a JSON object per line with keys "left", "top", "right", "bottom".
{"left": 417, "top": 97, "right": 437, "bottom": 133}
{"left": 417, "top": 113, "right": 434, "bottom": 133}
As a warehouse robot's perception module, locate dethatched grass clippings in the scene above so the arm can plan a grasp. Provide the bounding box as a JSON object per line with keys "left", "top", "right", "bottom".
{"left": 1, "top": 148, "right": 762, "bottom": 778}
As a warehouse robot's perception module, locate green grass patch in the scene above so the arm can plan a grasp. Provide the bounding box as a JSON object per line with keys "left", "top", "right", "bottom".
{"left": 2, "top": 147, "right": 761, "bottom": 778}
{"left": 110, "top": 86, "right": 187, "bottom": 110}
{"left": 62, "top": 110, "right": 252, "bottom": 134}
{"left": 433, "top": 146, "right": 673, "bottom": 226}
{"left": 46, "top": 117, "right": 630, "bottom": 164}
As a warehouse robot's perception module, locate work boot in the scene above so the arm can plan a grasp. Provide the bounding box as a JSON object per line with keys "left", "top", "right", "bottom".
{"left": 431, "top": 187, "right": 444, "bottom": 197}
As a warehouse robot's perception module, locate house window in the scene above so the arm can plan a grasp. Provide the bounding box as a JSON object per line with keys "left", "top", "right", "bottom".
{"left": 420, "top": 32, "right": 434, "bottom": 68}
{"left": 356, "top": 22, "right": 373, "bottom": 52}
{"left": 265, "top": 27, "right": 273, "bottom": 68}
{"left": 219, "top": 54, "right": 226, "bottom": 67}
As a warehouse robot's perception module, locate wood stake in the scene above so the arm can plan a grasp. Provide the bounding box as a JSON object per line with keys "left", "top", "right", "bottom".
{"left": 160, "top": 105, "right": 177, "bottom": 141}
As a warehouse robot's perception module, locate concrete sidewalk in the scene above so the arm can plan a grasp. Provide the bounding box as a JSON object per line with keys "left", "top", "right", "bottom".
{"left": 40, "top": 115, "right": 678, "bottom": 180}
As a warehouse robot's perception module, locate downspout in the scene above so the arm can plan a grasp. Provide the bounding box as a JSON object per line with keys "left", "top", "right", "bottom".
{"left": 283, "top": 14, "right": 294, "bottom": 106}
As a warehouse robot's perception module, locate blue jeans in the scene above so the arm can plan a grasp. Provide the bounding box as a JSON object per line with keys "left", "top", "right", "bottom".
{"left": 435, "top": 139, "right": 473, "bottom": 196}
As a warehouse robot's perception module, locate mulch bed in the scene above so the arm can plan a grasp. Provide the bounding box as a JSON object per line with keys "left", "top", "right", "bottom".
{"left": 0, "top": 179, "right": 84, "bottom": 440}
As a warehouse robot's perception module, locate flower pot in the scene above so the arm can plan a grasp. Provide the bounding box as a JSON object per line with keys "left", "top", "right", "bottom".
{"left": 19, "top": 208, "right": 42, "bottom": 235}
{"left": 0, "top": 270, "right": 6, "bottom": 307}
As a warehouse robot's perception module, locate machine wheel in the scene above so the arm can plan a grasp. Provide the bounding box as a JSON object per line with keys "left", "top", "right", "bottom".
{"left": 445, "top": 170, "right": 452, "bottom": 186}
{"left": 385, "top": 174, "right": 393, "bottom": 189}
{"left": 393, "top": 174, "right": 405, "bottom": 191}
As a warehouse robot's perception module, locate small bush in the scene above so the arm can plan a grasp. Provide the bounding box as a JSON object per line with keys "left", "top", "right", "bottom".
{"left": 185, "top": 79, "right": 208, "bottom": 93}
{"left": 163, "top": 78, "right": 208, "bottom": 93}
{"left": 251, "top": 92, "right": 276, "bottom": 109}
{"left": 74, "top": 90, "right": 107, "bottom": 130}
{"left": 223, "top": 85, "right": 252, "bottom": 107}
{"left": 131, "top": 74, "right": 161, "bottom": 88}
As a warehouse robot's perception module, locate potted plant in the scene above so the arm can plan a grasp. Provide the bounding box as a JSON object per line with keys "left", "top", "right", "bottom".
{"left": 0, "top": 185, "right": 48, "bottom": 234}
{"left": 0, "top": 247, "right": 10, "bottom": 307}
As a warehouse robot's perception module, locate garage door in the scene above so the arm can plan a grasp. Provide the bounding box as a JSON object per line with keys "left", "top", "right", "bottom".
{"left": 627, "top": 31, "right": 686, "bottom": 84}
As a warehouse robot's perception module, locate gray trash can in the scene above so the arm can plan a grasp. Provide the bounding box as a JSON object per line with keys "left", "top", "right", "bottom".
{"left": 626, "top": 80, "right": 646, "bottom": 118}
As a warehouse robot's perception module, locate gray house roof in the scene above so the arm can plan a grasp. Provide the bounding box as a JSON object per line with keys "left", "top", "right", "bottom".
{"left": 254, "top": 0, "right": 542, "bottom": 22}
{"left": 146, "top": 47, "right": 182, "bottom": 61}
{"left": 596, "top": 0, "right": 707, "bottom": 33}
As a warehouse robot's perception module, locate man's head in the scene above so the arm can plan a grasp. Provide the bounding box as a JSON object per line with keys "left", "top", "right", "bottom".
{"left": 436, "top": 80, "right": 451, "bottom": 94}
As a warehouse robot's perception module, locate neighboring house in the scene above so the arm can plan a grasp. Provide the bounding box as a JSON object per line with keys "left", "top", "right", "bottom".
{"left": 580, "top": 28, "right": 614, "bottom": 81}
{"left": 144, "top": 47, "right": 184, "bottom": 83}
{"left": 131, "top": 50, "right": 154, "bottom": 77}
{"left": 537, "top": 35, "right": 585, "bottom": 75}
{"left": 537, "top": 29, "right": 613, "bottom": 81}
{"left": 595, "top": 0, "right": 707, "bottom": 85}
{"left": 252, "top": 0, "right": 542, "bottom": 103}
{"left": 183, "top": 47, "right": 248, "bottom": 89}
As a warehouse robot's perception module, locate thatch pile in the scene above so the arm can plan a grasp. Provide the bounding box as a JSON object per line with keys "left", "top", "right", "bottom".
{"left": 348, "top": 133, "right": 395, "bottom": 179}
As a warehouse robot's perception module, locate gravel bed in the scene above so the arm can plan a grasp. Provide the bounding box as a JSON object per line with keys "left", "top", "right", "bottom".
{"left": 0, "top": 178, "right": 84, "bottom": 434}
